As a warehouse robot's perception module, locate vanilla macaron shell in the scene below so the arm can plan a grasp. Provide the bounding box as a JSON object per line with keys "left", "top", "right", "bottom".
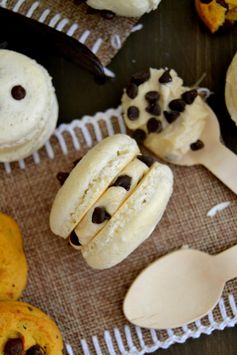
{"left": 122, "top": 68, "right": 209, "bottom": 162}
{"left": 75, "top": 158, "right": 148, "bottom": 245}
{"left": 81, "top": 162, "right": 173, "bottom": 270}
{"left": 50, "top": 134, "right": 139, "bottom": 239}
{"left": 0, "top": 50, "right": 58, "bottom": 162}
{"left": 225, "top": 52, "right": 237, "bottom": 125}
{"left": 87, "top": 0, "right": 162, "bottom": 17}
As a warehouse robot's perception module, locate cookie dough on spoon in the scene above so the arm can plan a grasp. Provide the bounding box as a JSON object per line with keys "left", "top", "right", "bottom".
{"left": 0, "top": 49, "right": 58, "bottom": 162}
{"left": 122, "top": 68, "right": 237, "bottom": 194}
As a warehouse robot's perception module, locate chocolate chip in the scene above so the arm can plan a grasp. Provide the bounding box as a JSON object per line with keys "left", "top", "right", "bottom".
{"left": 87, "top": 6, "right": 100, "bottom": 14}
{"left": 126, "top": 82, "right": 138, "bottom": 99}
{"left": 69, "top": 231, "right": 81, "bottom": 246}
{"left": 159, "top": 69, "right": 172, "bottom": 84}
{"left": 164, "top": 110, "right": 180, "bottom": 123}
{"left": 131, "top": 70, "right": 150, "bottom": 86}
{"left": 11, "top": 85, "right": 26, "bottom": 100}
{"left": 4, "top": 338, "right": 24, "bottom": 355}
{"left": 132, "top": 129, "right": 146, "bottom": 144}
{"left": 146, "top": 103, "right": 161, "bottom": 116}
{"left": 127, "top": 106, "right": 139, "bottom": 120}
{"left": 56, "top": 172, "right": 69, "bottom": 186}
{"left": 145, "top": 91, "right": 160, "bottom": 103}
{"left": 112, "top": 175, "right": 132, "bottom": 191}
{"left": 73, "top": 158, "right": 82, "bottom": 167}
{"left": 92, "top": 207, "right": 111, "bottom": 224}
{"left": 137, "top": 155, "right": 155, "bottom": 167}
{"left": 182, "top": 90, "right": 198, "bottom": 105}
{"left": 26, "top": 345, "right": 45, "bottom": 355}
{"left": 147, "top": 118, "right": 162, "bottom": 133}
{"left": 169, "top": 99, "right": 186, "bottom": 112}
{"left": 100, "top": 10, "right": 115, "bottom": 19}
{"left": 190, "top": 140, "right": 205, "bottom": 151}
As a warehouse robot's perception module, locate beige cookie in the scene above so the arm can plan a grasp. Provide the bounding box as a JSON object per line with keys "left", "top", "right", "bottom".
{"left": 225, "top": 52, "right": 237, "bottom": 126}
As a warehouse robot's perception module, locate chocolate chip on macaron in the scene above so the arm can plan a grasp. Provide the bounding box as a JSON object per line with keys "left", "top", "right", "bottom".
{"left": 11, "top": 85, "right": 26, "bottom": 100}
{"left": 137, "top": 155, "right": 155, "bottom": 167}
{"left": 146, "top": 102, "right": 161, "bottom": 116}
{"left": 127, "top": 106, "right": 140, "bottom": 120}
{"left": 131, "top": 70, "right": 150, "bottom": 86}
{"left": 69, "top": 231, "right": 81, "bottom": 247}
{"left": 169, "top": 99, "right": 186, "bottom": 112}
{"left": 182, "top": 89, "right": 198, "bottom": 105}
{"left": 164, "top": 110, "right": 180, "bottom": 123}
{"left": 147, "top": 118, "right": 162, "bottom": 133}
{"left": 159, "top": 69, "right": 172, "bottom": 84}
{"left": 126, "top": 82, "right": 138, "bottom": 99}
{"left": 112, "top": 175, "right": 132, "bottom": 191}
{"left": 26, "top": 344, "right": 45, "bottom": 355}
{"left": 92, "top": 207, "right": 111, "bottom": 224}
{"left": 132, "top": 129, "right": 146, "bottom": 144}
{"left": 145, "top": 91, "right": 160, "bottom": 103}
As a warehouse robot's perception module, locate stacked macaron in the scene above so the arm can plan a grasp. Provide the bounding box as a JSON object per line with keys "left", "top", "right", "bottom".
{"left": 50, "top": 134, "right": 173, "bottom": 269}
{"left": 0, "top": 50, "right": 58, "bottom": 162}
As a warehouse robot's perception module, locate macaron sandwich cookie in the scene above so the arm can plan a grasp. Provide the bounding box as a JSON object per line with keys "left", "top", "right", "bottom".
{"left": 225, "top": 52, "right": 237, "bottom": 126}
{"left": 122, "top": 68, "right": 210, "bottom": 162}
{"left": 0, "top": 49, "right": 58, "bottom": 162}
{"left": 50, "top": 134, "right": 173, "bottom": 269}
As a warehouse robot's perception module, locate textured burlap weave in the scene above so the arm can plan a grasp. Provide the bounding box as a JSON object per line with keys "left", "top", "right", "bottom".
{"left": 3, "top": 0, "right": 138, "bottom": 66}
{"left": 0, "top": 110, "right": 236, "bottom": 354}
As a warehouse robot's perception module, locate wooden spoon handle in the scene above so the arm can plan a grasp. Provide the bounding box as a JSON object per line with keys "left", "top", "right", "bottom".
{"left": 216, "top": 245, "right": 237, "bottom": 281}
{"left": 199, "top": 142, "right": 237, "bottom": 195}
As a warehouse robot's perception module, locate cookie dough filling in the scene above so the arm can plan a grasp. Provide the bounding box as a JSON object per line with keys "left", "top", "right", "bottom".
{"left": 122, "top": 68, "right": 209, "bottom": 162}
{"left": 73, "top": 157, "right": 150, "bottom": 246}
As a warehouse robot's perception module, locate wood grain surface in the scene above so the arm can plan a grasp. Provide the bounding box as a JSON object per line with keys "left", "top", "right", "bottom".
{"left": 2, "top": 0, "right": 237, "bottom": 353}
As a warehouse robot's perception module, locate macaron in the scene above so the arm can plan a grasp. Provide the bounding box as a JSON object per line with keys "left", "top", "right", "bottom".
{"left": 225, "top": 52, "right": 237, "bottom": 126}
{"left": 0, "top": 301, "right": 63, "bottom": 354}
{"left": 50, "top": 134, "right": 173, "bottom": 269}
{"left": 0, "top": 49, "right": 58, "bottom": 162}
{"left": 0, "top": 212, "right": 27, "bottom": 301}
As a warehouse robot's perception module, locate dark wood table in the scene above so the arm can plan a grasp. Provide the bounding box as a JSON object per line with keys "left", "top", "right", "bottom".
{"left": 2, "top": 0, "right": 237, "bottom": 353}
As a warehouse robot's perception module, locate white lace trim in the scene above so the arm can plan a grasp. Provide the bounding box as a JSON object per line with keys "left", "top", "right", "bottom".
{"left": 1, "top": 106, "right": 236, "bottom": 354}
{"left": 0, "top": 0, "right": 142, "bottom": 77}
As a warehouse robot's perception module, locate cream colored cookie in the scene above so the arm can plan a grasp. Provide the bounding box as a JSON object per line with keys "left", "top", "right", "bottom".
{"left": 75, "top": 158, "right": 149, "bottom": 245}
{"left": 225, "top": 52, "right": 237, "bottom": 125}
{"left": 82, "top": 162, "right": 173, "bottom": 269}
{"left": 0, "top": 49, "right": 58, "bottom": 162}
{"left": 0, "top": 212, "right": 27, "bottom": 301}
{"left": 0, "top": 301, "right": 63, "bottom": 354}
{"left": 122, "top": 68, "right": 209, "bottom": 162}
{"left": 50, "top": 134, "right": 139, "bottom": 238}
{"left": 87, "top": 0, "right": 162, "bottom": 17}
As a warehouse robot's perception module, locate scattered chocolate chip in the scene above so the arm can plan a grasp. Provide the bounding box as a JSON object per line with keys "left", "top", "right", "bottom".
{"left": 112, "top": 175, "right": 132, "bottom": 191}
{"left": 159, "top": 69, "right": 172, "bottom": 84}
{"left": 190, "top": 140, "right": 205, "bottom": 151}
{"left": 131, "top": 70, "right": 150, "bottom": 86}
{"left": 169, "top": 99, "right": 186, "bottom": 112}
{"left": 92, "top": 207, "right": 111, "bottom": 224}
{"left": 56, "top": 172, "right": 69, "bottom": 186}
{"left": 26, "top": 345, "right": 45, "bottom": 355}
{"left": 73, "top": 0, "right": 87, "bottom": 4}
{"left": 182, "top": 90, "right": 198, "bottom": 105}
{"left": 164, "top": 110, "right": 180, "bottom": 123}
{"left": 4, "top": 338, "right": 24, "bottom": 355}
{"left": 127, "top": 106, "right": 139, "bottom": 120}
{"left": 87, "top": 6, "right": 100, "bottom": 14}
{"left": 137, "top": 155, "right": 155, "bottom": 167}
{"left": 132, "top": 129, "right": 146, "bottom": 144}
{"left": 146, "top": 102, "right": 161, "bottom": 116}
{"left": 147, "top": 118, "right": 162, "bottom": 133}
{"left": 11, "top": 85, "right": 26, "bottom": 100}
{"left": 100, "top": 10, "right": 115, "bottom": 19}
{"left": 145, "top": 91, "right": 160, "bottom": 103}
{"left": 126, "top": 82, "right": 138, "bottom": 99}
{"left": 73, "top": 158, "right": 82, "bottom": 167}
{"left": 69, "top": 231, "right": 81, "bottom": 246}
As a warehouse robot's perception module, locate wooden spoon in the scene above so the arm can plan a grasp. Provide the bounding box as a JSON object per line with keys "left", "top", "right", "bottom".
{"left": 172, "top": 105, "right": 237, "bottom": 194}
{"left": 123, "top": 246, "right": 237, "bottom": 329}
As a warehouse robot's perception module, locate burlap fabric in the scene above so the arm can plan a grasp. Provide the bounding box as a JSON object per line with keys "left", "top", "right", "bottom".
{"left": 2, "top": 0, "right": 138, "bottom": 66}
{"left": 0, "top": 109, "right": 236, "bottom": 354}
